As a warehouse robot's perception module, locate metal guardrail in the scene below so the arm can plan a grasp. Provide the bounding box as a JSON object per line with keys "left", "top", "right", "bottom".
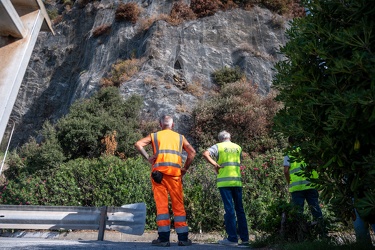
{"left": 0, "top": 203, "right": 146, "bottom": 241}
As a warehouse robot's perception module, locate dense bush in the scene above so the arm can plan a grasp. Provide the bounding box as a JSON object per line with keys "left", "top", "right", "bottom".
{"left": 5, "top": 122, "right": 66, "bottom": 179}
{"left": 191, "top": 80, "right": 283, "bottom": 154}
{"left": 211, "top": 66, "right": 244, "bottom": 87}
{"left": 1, "top": 152, "right": 298, "bottom": 234}
{"left": 56, "top": 87, "right": 143, "bottom": 159}
{"left": 0, "top": 156, "right": 157, "bottom": 229}
{"left": 183, "top": 157, "right": 223, "bottom": 232}
{"left": 115, "top": 2, "right": 141, "bottom": 24}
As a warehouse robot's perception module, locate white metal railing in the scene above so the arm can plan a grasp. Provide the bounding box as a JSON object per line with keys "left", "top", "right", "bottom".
{"left": 0, "top": 203, "right": 146, "bottom": 241}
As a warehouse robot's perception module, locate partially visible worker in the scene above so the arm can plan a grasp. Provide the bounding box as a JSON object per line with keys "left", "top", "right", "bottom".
{"left": 135, "top": 114, "right": 196, "bottom": 247}
{"left": 202, "top": 130, "right": 250, "bottom": 247}
{"left": 283, "top": 137, "right": 325, "bottom": 236}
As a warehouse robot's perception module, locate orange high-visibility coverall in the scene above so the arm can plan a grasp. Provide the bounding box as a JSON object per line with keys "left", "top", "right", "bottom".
{"left": 151, "top": 129, "right": 188, "bottom": 234}
{"left": 135, "top": 128, "right": 196, "bottom": 241}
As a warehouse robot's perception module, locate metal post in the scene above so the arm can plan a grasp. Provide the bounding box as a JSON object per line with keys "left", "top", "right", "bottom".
{"left": 97, "top": 206, "right": 107, "bottom": 241}
{"left": 0, "top": 121, "right": 15, "bottom": 176}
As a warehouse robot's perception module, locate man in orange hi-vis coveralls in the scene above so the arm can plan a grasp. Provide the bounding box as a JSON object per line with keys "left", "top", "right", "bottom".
{"left": 135, "top": 114, "right": 196, "bottom": 247}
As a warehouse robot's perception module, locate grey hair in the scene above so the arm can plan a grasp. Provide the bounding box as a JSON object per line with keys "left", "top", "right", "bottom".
{"left": 218, "top": 130, "right": 231, "bottom": 142}
{"left": 160, "top": 114, "right": 173, "bottom": 128}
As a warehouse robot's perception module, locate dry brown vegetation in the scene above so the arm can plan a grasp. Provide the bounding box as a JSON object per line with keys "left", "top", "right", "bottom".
{"left": 100, "top": 58, "right": 144, "bottom": 87}
{"left": 170, "top": 1, "right": 197, "bottom": 25}
{"left": 190, "top": 0, "right": 222, "bottom": 18}
{"left": 115, "top": 2, "right": 141, "bottom": 24}
{"left": 92, "top": 24, "right": 111, "bottom": 37}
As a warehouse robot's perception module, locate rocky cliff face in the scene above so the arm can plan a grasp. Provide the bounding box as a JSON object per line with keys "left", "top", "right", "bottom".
{"left": 6, "top": 0, "right": 288, "bottom": 147}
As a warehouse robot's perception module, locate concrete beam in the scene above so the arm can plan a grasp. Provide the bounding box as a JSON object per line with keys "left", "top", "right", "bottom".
{"left": 0, "top": 0, "right": 54, "bottom": 145}
{"left": 0, "top": 11, "right": 44, "bottom": 141}
{"left": 0, "top": 0, "right": 27, "bottom": 38}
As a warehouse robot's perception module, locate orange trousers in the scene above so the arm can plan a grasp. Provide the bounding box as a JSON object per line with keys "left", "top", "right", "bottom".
{"left": 152, "top": 174, "right": 188, "bottom": 234}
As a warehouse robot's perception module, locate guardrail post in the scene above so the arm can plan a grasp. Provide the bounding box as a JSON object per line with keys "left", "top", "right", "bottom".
{"left": 97, "top": 206, "right": 107, "bottom": 241}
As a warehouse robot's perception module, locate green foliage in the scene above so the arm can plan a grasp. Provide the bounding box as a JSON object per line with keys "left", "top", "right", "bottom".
{"left": 115, "top": 2, "right": 141, "bottom": 24}
{"left": 279, "top": 240, "right": 375, "bottom": 250}
{"left": 47, "top": 8, "right": 59, "bottom": 21}
{"left": 191, "top": 80, "right": 283, "bottom": 154}
{"left": 272, "top": 0, "right": 375, "bottom": 224}
{"left": 1, "top": 156, "right": 157, "bottom": 229}
{"left": 211, "top": 66, "right": 244, "bottom": 87}
{"left": 241, "top": 149, "right": 288, "bottom": 229}
{"left": 2, "top": 149, "right": 304, "bottom": 234}
{"left": 183, "top": 157, "right": 223, "bottom": 232}
{"left": 56, "top": 87, "right": 143, "bottom": 159}
{"left": 6, "top": 122, "right": 66, "bottom": 178}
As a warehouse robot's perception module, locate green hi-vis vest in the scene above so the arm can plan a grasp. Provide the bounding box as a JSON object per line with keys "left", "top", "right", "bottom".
{"left": 216, "top": 141, "right": 242, "bottom": 188}
{"left": 289, "top": 149, "right": 318, "bottom": 192}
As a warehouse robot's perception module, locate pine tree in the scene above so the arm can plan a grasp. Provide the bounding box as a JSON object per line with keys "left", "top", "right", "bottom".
{"left": 273, "top": 0, "right": 375, "bottom": 226}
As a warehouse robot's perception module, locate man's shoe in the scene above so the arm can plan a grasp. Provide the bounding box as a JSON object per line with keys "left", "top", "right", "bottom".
{"left": 152, "top": 238, "right": 170, "bottom": 247}
{"left": 218, "top": 238, "right": 237, "bottom": 246}
{"left": 178, "top": 239, "right": 192, "bottom": 246}
{"left": 238, "top": 241, "right": 251, "bottom": 248}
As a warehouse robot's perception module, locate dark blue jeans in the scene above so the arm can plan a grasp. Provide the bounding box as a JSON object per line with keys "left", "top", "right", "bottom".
{"left": 219, "top": 187, "right": 249, "bottom": 242}
{"left": 291, "top": 189, "right": 323, "bottom": 220}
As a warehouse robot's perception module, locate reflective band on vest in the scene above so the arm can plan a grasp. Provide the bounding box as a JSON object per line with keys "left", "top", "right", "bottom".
{"left": 151, "top": 130, "right": 183, "bottom": 176}
{"left": 288, "top": 149, "right": 318, "bottom": 192}
{"left": 216, "top": 141, "right": 242, "bottom": 188}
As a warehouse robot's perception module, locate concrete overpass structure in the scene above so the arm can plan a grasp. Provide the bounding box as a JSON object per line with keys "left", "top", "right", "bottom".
{"left": 0, "top": 0, "right": 54, "bottom": 144}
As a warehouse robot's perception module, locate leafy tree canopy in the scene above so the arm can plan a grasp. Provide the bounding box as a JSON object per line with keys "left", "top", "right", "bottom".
{"left": 273, "top": 0, "right": 375, "bottom": 223}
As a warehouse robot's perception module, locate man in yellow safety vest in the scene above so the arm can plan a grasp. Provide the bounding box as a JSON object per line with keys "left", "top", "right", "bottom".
{"left": 203, "top": 130, "right": 250, "bottom": 247}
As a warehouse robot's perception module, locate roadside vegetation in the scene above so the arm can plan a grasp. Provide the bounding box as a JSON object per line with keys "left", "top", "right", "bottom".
{"left": 1, "top": 0, "right": 374, "bottom": 250}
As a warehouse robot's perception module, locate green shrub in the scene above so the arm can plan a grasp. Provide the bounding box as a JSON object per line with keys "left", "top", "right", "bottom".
{"left": 183, "top": 157, "right": 223, "bottom": 232}
{"left": 5, "top": 122, "right": 66, "bottom": 178}
{"left": 211, "top": 66, "right": 244, "bottom": 87}
{"left": 56, "top": 87, "right": 143, "bottom": 159}
{"left": 240, "top": 149, "right": 287, "bottom": 229}
{"left": 47, "top": 8, "right": 59, "bottom": 21}
{"left": 0, "top": 156, "right": 157, "bottom": 229}
{"left": 115, "top": 2, "right": 141, "bottom": 24}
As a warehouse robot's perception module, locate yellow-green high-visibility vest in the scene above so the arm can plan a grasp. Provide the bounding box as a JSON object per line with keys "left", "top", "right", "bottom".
{"left": 216, "top": 141, "right": 242, "bottom": 188}
{"left": 288, "top": 148, "right": 318, "bottom": 192}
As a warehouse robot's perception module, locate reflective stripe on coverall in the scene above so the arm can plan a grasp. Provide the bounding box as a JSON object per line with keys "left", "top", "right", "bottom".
{"left": 151, "top": 130, "right": 188, "bottom": 234}
{"left": 216, "top": 141, "right": 242, "bottom": 188}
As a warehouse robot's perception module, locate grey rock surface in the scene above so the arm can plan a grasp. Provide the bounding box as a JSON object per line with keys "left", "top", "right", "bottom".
{"left": 5, "top": 0, "right": 288, "bottom": 147}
